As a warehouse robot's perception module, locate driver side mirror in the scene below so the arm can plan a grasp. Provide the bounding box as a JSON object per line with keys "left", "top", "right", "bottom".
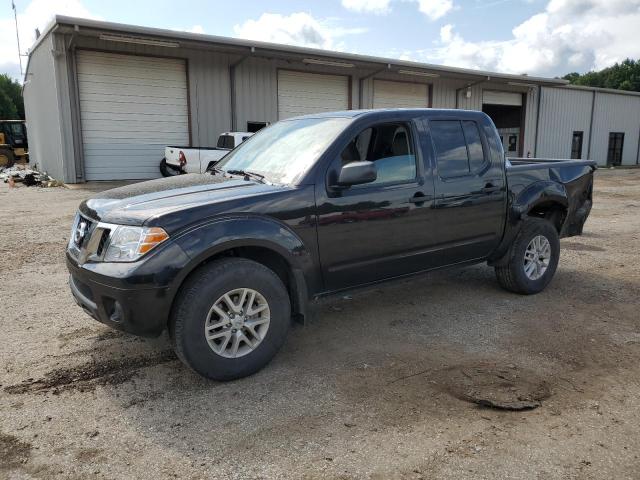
{"left": 336, "top": 161, "right": 377, "bottom": 187}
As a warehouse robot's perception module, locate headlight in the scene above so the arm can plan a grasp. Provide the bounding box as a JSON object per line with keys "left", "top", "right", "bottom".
{"left": 103, "top": 226, "right": 169, "bottom": 262}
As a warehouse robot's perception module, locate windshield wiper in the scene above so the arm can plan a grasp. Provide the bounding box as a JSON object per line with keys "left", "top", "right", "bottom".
{"left": 225, "top": 169, "right": 266, "bottom": 183}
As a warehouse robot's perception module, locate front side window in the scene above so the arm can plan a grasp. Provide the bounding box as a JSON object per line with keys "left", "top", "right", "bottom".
{"left": 217, "top": 135, "right": 235, "bottom": 149}
{"left": 217, "top": 117, "right": 351, "bottom": 184}
{"left": 339, "top": 122, "right": 417, "bottom": 185}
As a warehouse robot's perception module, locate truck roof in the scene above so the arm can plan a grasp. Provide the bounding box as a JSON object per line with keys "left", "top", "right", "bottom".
{"left": 287, "top": 108, "right": 489, "bottom": 121}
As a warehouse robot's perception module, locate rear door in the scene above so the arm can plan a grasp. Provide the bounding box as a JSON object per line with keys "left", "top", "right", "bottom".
{"left": 426, "top": 117, "right": 506, "bottom": 263}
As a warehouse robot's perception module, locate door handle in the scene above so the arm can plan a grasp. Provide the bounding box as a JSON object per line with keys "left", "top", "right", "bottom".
{"left": 481, "top": 183, "right": 501, "bottom": 194}
{"left": 409, "top": 193, "right": 431, "bottom": 204}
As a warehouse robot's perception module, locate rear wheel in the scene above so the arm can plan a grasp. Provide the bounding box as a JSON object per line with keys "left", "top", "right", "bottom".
{"left": 170, "top": 258, "right": 291, "bottom": 381}
{"left": 495, "top": 218, "right": 560, "bottom": 295}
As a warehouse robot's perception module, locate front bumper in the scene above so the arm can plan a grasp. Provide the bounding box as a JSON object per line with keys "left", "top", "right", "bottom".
{"left": 66, "top": 243, "right": 190, "bottom": 337}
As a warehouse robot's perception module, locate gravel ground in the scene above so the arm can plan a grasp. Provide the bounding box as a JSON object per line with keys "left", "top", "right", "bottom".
{"left": 1, "top": 169, "right": 639, "bottom": 479}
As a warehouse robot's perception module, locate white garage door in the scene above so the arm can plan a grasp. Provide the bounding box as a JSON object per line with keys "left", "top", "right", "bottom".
{"left": 77, "top": 51, "right": 189, "bottom": 180}
{"left": 373, "top": 80, "right": 429, "bottom": 109}
{"left": 482, "top": 90, "right": 523, "bottom": 106}
{"left": 277, "top": 70, "right": 349, "bottom": 119}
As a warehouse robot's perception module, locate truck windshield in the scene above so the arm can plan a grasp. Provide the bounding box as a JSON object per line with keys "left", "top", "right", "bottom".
{"left": 216, "top": 117, "right": 351, "bottom": 184}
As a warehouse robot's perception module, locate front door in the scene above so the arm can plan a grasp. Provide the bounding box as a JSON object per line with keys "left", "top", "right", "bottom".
{"left": 315, "top": 120, "right": 437, "bottom": 291}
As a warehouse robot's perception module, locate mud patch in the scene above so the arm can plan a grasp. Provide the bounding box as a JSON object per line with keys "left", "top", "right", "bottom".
{"left": 4, "top": 351, "right": 177, "bottom": 394}
{"left": 433, "top": 364, "right": 551, "bottom": 411}
{"left": 562, "top": 242, "right": 606, "bottom": 252}
{"left": 0, "top": 432, "right": 32, "bottom": 471}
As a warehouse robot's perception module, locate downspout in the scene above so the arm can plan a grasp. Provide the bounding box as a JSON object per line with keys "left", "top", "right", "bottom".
{"left": 229, "top": 46, "right": 254, "bottom": 131}
{"left": 455, "top": 77, "right": 489, "bottom": 109}
{"left": 534, "top": 85, "right": 542, "bottom": 157}
{"left": 636, "top": 125, "right": 640, "bottom": 165}
{"left": 358, "top": 64, "right": 389, "bottom": 109}
{"left": 66, "top": 28, "right": 85, "bottom": 181}
{"left": 587, "top": 90, "right": 596, "bottom": 160}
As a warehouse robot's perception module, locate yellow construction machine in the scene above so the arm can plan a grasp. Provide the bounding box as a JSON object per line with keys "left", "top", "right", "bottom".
{"left": 0, "top": 120, "right": 28, "bottom": 168}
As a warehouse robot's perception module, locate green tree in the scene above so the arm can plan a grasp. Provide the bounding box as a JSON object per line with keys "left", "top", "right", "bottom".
{"left": 563, "top": 59, "right": 640, "bottom": 92}
{"left": 0, "top": 74, "right": 24, "bottom": 119}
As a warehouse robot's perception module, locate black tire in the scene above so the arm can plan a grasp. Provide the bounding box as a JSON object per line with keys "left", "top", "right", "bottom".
{"left": 0, "top": 148, "right": 15, "bottom": 168}
{"left": 170, "top": 258, "right": 291, "bottom": 381}
{"left": 160, "top": 158, "right": 179, "bottom": 177}
{"left": 495, "top": 218, "right": 560, "bottom": 295}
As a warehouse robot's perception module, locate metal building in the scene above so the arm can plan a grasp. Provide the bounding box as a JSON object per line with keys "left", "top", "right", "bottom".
{"left": 23, "top": 16, "right": 640, "bottom": 183}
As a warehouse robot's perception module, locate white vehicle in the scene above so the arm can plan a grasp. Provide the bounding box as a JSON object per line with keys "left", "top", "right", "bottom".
{"left": 160, "top": 132, "right": 254, "bottom": 175}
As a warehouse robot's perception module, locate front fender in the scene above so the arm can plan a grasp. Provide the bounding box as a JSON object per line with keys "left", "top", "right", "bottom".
{"left": 170, "top": 214, "right": 319, "bottom": 299}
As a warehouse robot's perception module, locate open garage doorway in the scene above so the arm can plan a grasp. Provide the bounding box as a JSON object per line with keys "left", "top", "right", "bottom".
{"left": 482, "top": 91, "right": 525, "bottom": 157}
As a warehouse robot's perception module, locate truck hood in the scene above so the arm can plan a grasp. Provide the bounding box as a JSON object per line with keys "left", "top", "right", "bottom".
{"left": 79, "top": 173, "right": 284, "bottom": 226}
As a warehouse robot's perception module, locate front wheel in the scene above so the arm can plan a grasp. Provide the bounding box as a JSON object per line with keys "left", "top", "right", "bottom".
{"left": 495, "top": 218, "right": 560, "bottom": 295}
{"left": 0, "top": 148, "right": 15, "bottom": 169}
{"left": 170, "top": 258, "right": 291, "bottom": 381}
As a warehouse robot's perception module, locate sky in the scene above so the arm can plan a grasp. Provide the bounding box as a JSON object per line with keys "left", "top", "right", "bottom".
{"left": 2, "top": 0, "right": 640, "bottom": 82}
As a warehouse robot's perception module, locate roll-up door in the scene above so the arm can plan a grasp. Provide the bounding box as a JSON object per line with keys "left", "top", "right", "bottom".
{"left": 482, "top": 90, "right": 522, "bottom": 106}
{"left": 277, "top": 70, "right": 349, "bottom": 119}
{"left": 77, "top": 51, "right": 189, "bottom": 180}
{"left": 373, "top": 80, "right": 429, "bottom": 109}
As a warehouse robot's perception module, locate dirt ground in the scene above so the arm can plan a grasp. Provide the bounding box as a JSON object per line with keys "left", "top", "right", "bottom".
{"left": 1, "top": 168, "right": 639, "bottom": 479}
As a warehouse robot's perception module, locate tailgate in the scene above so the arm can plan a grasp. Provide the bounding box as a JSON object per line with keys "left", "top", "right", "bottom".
{"left": 164, "top": 146, "right": 182, "bottom": 167}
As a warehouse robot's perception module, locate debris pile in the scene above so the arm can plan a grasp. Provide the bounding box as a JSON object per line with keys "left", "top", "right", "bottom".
{"left": 0, "top": 165, "right": 63, "bottom": 188}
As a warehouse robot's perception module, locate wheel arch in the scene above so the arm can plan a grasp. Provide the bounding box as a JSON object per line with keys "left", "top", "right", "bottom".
{"left": 169, "top": 216, "right": 317, "bottom": 327}
{"left": 489, "top": 182, "right": 568, "bottom": 265}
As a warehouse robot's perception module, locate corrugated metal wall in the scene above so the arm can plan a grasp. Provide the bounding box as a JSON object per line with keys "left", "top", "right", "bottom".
{"left": 24, "top": 27, "right": 640, "bottom": 182}
{"left": 22, "top": 34, "right": 67, "bottom": 181}
{"left": 70, "top": 35, "right": 233, "bottom": 151}
{"left": 591, "top": 92, "right": 640, "bottom": 166}
{"left": 234, "top": 59, "right": 359, "bottom": 127}
{"left": 234, "top": 57, "right": 277, "bottom": 129}
{"left": 537, "top": 87, "right": 640, "bottom": 165}
{"left": 536, "top": 87, "right": 593, "bottom": 160}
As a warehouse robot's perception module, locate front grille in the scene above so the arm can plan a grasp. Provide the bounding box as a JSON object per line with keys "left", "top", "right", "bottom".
{"left": 96, "top": 229, "right": 111, "bottom": 256}
{"left": 73, "top": 216, "right": 94, "bottom": 249}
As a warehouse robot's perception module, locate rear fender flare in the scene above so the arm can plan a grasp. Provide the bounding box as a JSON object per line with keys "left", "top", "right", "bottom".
{"left": 512, "top": 181, "right": 569, "bottom": 220}
{"left": 489, "top": 181, "right": 568, "bottom": 265}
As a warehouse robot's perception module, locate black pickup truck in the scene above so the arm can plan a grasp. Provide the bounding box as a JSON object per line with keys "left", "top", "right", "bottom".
{"left": 67, "top": 109, "right": 596, "bottom": 380}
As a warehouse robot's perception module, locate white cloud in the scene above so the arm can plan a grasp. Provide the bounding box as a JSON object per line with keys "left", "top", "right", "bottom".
{"left": 342, "top": 0, "right": 453, "bottom": 19}
{"left": 422, "top": 0, "right": 640, "bottom": 76}
{"left": 187, "top": 25, "right": 205, "bottom": 34}
{"left": 233, "top": 12, "right": 366, "bottom": 50}
{"left": 341, "top": 0, "right": 392, "bottom": 14}
{"left": 417, "top": 0, "right": 454, "bottom": 20}
{"left": 0, "top": 0, "right": 100, "bottom": 81}
{"left": 171, "top": 25, "right": 205, "bottom": 34}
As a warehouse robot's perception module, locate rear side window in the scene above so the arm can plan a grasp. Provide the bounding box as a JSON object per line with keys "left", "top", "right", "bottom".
{"left": 430, "top": 121, "right": 469, "bottom": 178}
{"left": 430, "top": 120, "right": 486, "bottom": 178}
{"left": 462, "top": 121, "right": 485, "bottom": 171}
{"left": 217, "top": 135, "right": 234, "bottom": 149}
